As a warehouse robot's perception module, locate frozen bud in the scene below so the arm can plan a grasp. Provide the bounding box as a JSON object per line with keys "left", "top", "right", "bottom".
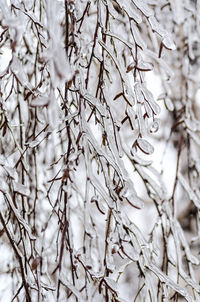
{"left": 73, "top": 259, "right": 78, "bottom": 269}
{"left": 126, "top": 62, "right": 135, "bottom": 73}
{"left": 112, "top": 243, "right": 119, "bottom": 254}
{"left": 101, "top": 80, "right": 105, "bottom": 89}
{"left": 149, "top": 119, "right": 160, "bottom": 133}
{"left": 68, "top": 1, "right": 75, "bottom": 13}
{"left": 31, "top": 256, "right": 42, "bottom": 271}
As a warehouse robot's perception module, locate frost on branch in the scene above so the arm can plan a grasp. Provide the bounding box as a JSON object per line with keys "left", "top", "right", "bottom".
{"left": 0, "top": 0, "right": 199, "bottom": 301}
